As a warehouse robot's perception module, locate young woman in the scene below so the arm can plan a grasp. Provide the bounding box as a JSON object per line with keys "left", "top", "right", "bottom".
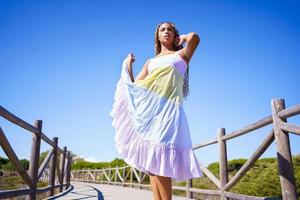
{"left": 110, "top": 22, "right": 202, "bottom": 200}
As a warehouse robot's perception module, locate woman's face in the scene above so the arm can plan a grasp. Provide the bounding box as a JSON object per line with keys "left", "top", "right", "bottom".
{"left": 158, "top": 23, "right": 175, "bottom": 45}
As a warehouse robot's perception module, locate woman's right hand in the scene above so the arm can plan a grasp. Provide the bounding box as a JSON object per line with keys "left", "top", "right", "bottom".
{"left": 125, "top": 53, "right": 135, "bottom": 67}
{"left": 176, "top": 34, "right": 188, "bottom": 47}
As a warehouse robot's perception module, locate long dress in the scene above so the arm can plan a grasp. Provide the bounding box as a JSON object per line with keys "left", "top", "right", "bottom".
{"left": 109, "top": 51, "right": 203, "bottom": 181}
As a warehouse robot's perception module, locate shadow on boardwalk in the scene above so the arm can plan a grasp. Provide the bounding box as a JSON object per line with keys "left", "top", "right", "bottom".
{"left": 48, "top": 181, "right": 186, "bottom": 200}
{"left": 46, "top": 182, "right": 103, "bottom": 200}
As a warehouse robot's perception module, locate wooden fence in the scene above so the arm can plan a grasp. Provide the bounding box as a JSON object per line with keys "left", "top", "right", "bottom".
{"left": 71, "top": 98, "right": 300, "bottom": 200}
{"left": 0, "top": 106, "right": 72, "bottom": 199}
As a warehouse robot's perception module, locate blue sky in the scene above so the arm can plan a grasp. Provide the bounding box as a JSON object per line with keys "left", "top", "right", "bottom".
{"left": 0, "top": 0, "right": 299, "bottom": 167}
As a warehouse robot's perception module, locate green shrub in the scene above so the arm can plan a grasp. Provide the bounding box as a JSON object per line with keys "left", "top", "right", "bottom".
{"left": 182, "top": 155, "right": 300, "bottom": 198}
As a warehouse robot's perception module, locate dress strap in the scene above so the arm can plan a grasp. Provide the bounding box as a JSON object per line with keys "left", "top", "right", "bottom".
{"left": 175, "top": 49, "right": 183, "bottom": 54}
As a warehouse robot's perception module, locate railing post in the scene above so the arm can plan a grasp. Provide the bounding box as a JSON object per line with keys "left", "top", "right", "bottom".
{"left": 48, "top": 137, "right": 58, "bottom": 196}
{"left": 82, "top": 170, "right": 84, "bottom": 182}
{"left": 130, "top": 167, "right": 133, "bottom": 188}
{"left": 59, "top": 146, "right": 67, "bottom": 192}
{"left": 85, "top": 169, "right": 88, "bottom": 182}
{"left": 186, "top": 179, "right": 193, "bottom": 199}
{"left": 115, "top": 165, "right": 118, "bottom": 185}
{"left": 122, "top": 165, "right": 126, "bottom": 186}
{"left": 271, "top": 98, "right": 298, "bottom": 200}
{"left": 218, "top": 128, "right": 229, "bottom": 200}
{"left": 101, "top": 168, "right": 104, "bottom": 183}
{"left": 71, "top": 170, "right": 74, "bottom": 181}
{"left": 74, "top": 170, "right": 76, "bottom": 182}
{"left": 66, "top": 151, "right": 72, "bottom": 189}
{"left": 85, "top": 169, "right": 87, "bottom": 181}
{"left": 139, "top": 170, "right": 142, "bottom": 189}
{"left": 108, "top": 166, "right": 111, "bottom": 185}
{"left": 27, "top": 120, "right": 42, "bottom": 200}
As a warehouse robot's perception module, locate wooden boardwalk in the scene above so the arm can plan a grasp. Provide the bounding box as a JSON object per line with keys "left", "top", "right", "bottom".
{"left": 50, "top": 181, "right": 187, "bottom": 200}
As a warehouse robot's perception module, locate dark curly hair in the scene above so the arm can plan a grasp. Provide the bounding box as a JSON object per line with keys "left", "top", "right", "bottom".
{"left": 154, "top": 22, "right": 190, "bottom": 99}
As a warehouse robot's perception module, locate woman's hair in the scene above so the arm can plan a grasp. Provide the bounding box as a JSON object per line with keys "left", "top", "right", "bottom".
{"left": 154, "top": 22, "right": 190, "bottom": 99}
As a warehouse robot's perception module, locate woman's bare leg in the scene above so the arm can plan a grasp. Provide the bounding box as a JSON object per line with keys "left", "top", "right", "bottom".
{"left": 155, "top": 175, "right": 172, "bottom": 200}
{"left": 149, "top": 173, "right": 162, "bottom": 200}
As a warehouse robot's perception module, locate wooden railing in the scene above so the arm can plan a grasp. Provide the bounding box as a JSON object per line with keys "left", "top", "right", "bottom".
{"left": 71, "top": 165, "right": 150, "bottom": 189}
{"left": 0, "top": 106, "right": 72, "bottom": 200}
{"left": 71, "top": 98, "right": 300, "bottom": 200}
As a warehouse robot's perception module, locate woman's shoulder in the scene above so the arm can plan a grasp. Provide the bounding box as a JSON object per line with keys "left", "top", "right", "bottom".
{"left": 142, "top": 58, "right": 152, "bottom": 69}
{"left": 145, "top": 58, "right": 152, "bottom": 64}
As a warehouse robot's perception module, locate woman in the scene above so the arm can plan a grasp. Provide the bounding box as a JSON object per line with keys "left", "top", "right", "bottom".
{"left": 110, "top": 22, "right": 202, "bottom": 200}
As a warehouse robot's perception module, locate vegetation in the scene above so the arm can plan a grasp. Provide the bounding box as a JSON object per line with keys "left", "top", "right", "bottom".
{"left": 0, "top": 157, "right": 29, "bottom": 171}
{"left": 0, "top": 152, "right": 50, "bottom": 190}
{"left": 71, "top": 158, "right": 126, "bottom": 170}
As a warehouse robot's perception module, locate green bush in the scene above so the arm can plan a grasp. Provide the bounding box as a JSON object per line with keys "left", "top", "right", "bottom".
{"left": 0, "top": 157, "right": 9, "bottom": 167}
{"left": 71, "top": 158, "right": 126, "bottom": 170}
{"left": 1, "top": 162, "right": 15, "bottom": 171}
{"left": 177, "top": 155, "right": 300, "bottom": 199}
{"left": 0, "top": 157, "right": 29, "bottom": 171}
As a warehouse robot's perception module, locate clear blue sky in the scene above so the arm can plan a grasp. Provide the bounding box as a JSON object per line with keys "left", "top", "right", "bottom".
{"left": 1, "top": 0, "right": 299, "bottom": 166}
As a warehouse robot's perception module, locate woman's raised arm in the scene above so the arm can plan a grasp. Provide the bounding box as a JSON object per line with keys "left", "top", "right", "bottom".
{"left": 178, "top": 32, "right": 200, "bottom": 64}
{"left": 134, "top": 59, "right": 150, "bottom": 82}
{"left": 125, "top": 53, "right": 150, "bottom": 83}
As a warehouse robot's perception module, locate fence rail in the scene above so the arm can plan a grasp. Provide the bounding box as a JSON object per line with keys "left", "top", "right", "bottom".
{"left": 0, "top": 106, "right": 72, "bottom": 200}
{"left": 72, "top": 98, "right": 300, "bottom": 200}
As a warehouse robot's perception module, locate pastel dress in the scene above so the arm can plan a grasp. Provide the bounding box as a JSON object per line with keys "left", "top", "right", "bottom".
{"left": 110, "top": 51, "right": 203, "bottom": 181}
